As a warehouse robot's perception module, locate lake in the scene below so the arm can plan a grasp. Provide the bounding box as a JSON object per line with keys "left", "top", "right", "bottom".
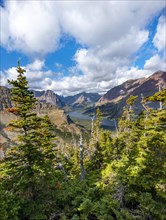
{"left": 68, "top": 111, "right": 117, "bottom": 130}
{"left": 68, "top": 111, "right": 91, "bottom": 120}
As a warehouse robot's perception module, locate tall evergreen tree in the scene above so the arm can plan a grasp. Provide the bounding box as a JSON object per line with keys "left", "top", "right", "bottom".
{"left": 0, "top": 62, "right": 61, "bottom": 219}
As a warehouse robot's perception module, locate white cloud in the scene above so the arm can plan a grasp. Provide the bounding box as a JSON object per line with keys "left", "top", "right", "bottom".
{"left": 60, "top": 1, "right": 163, "bottom": 47}
{"left": 153, "top": 15, "right": 166, "bottom": 51}
{"left": 73, "top": 27, "right": 149, "bottom": 83}
{"left": 1, "top": 1, "right": 61, "bottom": 56}
{"left": 1, "top": 60, "right": 53, "bottom": 89}
{"left": 0, "top": 1, "right": 165, "bottom": 95}
{"left": 144, "top": 54, "right": 166, "bottom": 72}
{"left": 1, "top": 54, "right": 165, "bottom": 96}
{"left": 1, "top": 1, "right": 164, "bottom": 55}
{"left": 27, "top": 59, "right": 45, "bottom": 71}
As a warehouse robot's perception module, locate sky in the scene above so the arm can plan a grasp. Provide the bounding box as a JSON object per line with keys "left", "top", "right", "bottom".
{"left": 0, "top": 0, "right": 166, "bottom": 96}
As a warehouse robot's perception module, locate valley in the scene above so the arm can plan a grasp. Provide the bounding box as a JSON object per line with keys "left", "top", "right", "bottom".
{"left": 1, "top": 70, "right": 165, "bottom": 134}
{"left": 1, "top": 2, "right": 166, "bottom": 219}
{"left": 0, "top": 64, "right": 166, "bottom": 220}
{"left": 34, "top": 70, "right": 166, "bottom": 120}
{"left": 67, "top": 111, "right": 117, "bottom": 131}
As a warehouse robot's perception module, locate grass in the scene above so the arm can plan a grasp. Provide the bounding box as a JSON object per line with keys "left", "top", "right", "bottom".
{"left": 70, "top": 117, "right": 92, "bottom": 131}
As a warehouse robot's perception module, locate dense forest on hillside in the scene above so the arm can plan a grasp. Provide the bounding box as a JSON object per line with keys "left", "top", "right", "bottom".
{"left": 0, "top": 63, "right": 166, "bottom": 220}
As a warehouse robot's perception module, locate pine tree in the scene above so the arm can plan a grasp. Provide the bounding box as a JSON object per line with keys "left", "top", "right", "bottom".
{"left": 112, "top": 91, "right": 166, "bottom": 219}
{"left": 145, "top": 88, "right": 166, "bottom": 107}
{"left": 88, "top": 109, "right": 113, "bottom": 171}
{"left": 0, "top": 62, "right": 61, "bottom": 219}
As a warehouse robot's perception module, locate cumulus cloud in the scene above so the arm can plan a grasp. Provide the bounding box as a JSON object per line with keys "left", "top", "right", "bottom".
{"left": 1, "top": 1, "right": 164, "bottom": 55}
{"left": 73, "top": 27, "right": 149, "bottom": 82}
{"left": 1, "top": 54, "right": 165, "bottom": 96}
{"left": 153, "top": 15, "right": 166, "bottom": 51}
{"left": 27, "top": 59, "right": 45, "bottom": 71}
{"left": 1, "top": 1, "right": 61, "bottom": 56}
{"left": 0, "top": 1, "right": 165, "bottom": 95}
{"left": 60, "top": 1, "right": 163, "bottom": 47}
{"left": 144, "top": 54, "right": 166, "bottom": 71}
{"left": 1, "top": 60, "right": 53, "bottom": 89}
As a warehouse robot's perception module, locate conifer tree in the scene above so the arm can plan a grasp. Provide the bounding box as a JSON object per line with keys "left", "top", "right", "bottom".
{"left": 0, "top": 62, "right": 60, "bottom": 219}
{"left": 146, "top": 88, "right": 166, "bottom": 107}
{"left": 119, "top": 95, "right": 137, "bottom": 132}
{"left": 88, "top": 109, "right": 113, "bottom": 171}
{"left": 112, "top": 90, "right": 166, "bottom": 219}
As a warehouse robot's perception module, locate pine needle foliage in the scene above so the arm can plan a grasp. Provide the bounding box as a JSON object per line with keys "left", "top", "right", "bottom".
{"left": 0, "top": 62, "right": 60, "bottom": 219}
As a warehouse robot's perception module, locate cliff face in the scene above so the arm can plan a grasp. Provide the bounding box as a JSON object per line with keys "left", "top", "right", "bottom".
{"left": 84, "top": 71, "right": 166, "bottom": 118}
{"left": 97, "top": 71, "right": 166, "bottom": 105}
{"left": 62, "top": 92, "right": 101, "bottom": 106}
{"left": 0, "top": 86, "right": 12, "bottom": 111}
{"left": 33, "top": 90, "right": 65, "bottom": 108}
{"left": 0, "top": 87, "right": 65, "bottom": 111}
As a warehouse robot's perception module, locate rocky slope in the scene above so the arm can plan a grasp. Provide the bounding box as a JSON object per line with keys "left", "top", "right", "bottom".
{"left": 62, "top": 92, "right": 101, "bottom": 107}
{"left": 0, "top": 102, "right": 81, "bottom": 150}
{"left": 0, "top": 87, "right": 65, "bottom": 111}
{"left": 85, "top": 71, "right": 166, "bottom": 118}
{"left": 0, "top": 86, "right": 12, "bottom": 111}
{"left": 0, "top": 87, "right": 81, "bottom": 149}
{"left": 32, "top": 90, "right": 65, "bottom": 108}
{"left": 34, "top": 102, "right": 80, "bottom": 133}
{"left": 97, "top": 71, "right": 166, "bottom": 105}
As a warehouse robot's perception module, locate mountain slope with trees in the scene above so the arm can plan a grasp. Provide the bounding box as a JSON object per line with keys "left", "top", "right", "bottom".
{"left": 85, "top": 70, "right": 166, "bottom": 118}
{"left": 0, "top": 63, "right": 166, "bottom": 220}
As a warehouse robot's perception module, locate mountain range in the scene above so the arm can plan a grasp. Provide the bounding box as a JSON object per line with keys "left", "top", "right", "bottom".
{"left": 0, "top": 88, "right": 101, "bottom": 111}
{"left": 61, "top": 92, "right": 101, "bottom": 107}
{"left": 0, "top": 70, "right": 165, "bottom": 115}
{"left": 97, "top": 70, "right": 165, "bottom": 105}
{"left": 0, "top": 70, "right": 165, "bottom": 148}
{"left": 87, "top": 70, "right": 166, "bottom": 118}
{"left": 33, "top": 70, "right": 166, "bottom": 114}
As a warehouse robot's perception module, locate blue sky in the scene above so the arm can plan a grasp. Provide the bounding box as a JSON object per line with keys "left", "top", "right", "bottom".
{"left": 0, "top": 1, "right": 166, "bottom": 95}
{"left": 1, "top": 35, "right": 80, "bottom": 75}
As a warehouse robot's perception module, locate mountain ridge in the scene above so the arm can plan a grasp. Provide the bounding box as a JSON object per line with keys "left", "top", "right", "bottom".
{"left": 61, "top": 92, "right": 101, "bottom": 106}
{"left": 84, "top": 70, "right": 166, "bottom": 118}
{"left": 97, "top": 70, "right": 166, "bottom": 105}
{"left": 32, "top": 90, "right": 65, "bottom": 108}
{"left": 0, "top": 70, "right": 165, "bottom": 113}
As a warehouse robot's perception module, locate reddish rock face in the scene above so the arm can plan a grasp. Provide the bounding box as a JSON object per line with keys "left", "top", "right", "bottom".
{"left": 97, "top": 71, "right": 166, "bottom": 105}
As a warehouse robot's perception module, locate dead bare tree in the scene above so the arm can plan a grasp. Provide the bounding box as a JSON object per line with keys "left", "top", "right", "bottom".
{"left": 79, "top": 134, "right": 85, "bottom": 180}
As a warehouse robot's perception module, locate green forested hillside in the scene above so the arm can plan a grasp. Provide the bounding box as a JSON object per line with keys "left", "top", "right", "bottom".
{"left": 0, "top": 64, "right": 166, "bottom": 220}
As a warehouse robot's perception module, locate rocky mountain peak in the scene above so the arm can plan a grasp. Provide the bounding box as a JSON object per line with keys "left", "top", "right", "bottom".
{"left": 97, "top": 70, "right": 166, "bottom": 105}
{"left": 148, "top": 70, "right": 166, "bottom": 85}
{"left": 73, "top": 94, "right": 89, "bottom": 105}
{"left": 34, "top": 90, "right": 65, "bottom": 108}
{"left": 61, "top": 92, "right": 101, "bottom": 106}
{"left": 0, "top": 87, "right": 65, "bottom": 111}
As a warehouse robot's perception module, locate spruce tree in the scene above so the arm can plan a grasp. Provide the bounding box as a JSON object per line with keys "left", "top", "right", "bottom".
{"left": 113, "top": 90, "right": 166, "bottom": 219}
{"left": 0, "top": 62, "right": 60, "bottom": 219}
